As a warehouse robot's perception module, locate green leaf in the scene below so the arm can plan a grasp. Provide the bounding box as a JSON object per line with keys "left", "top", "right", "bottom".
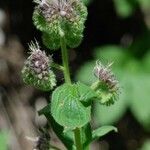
{"left": 129, "top": 74, "right": 150, "bottom": 130}
{"left": 94, "top": 45, "right": 128, "bottom": 68}
{"left": 92, "top": 126, "right": 117, "bottom": 141}
{"left": 81, "top": 123, "right": 92, "bottom": 149}
{"left": 0, "top": 131, "right": 8, "bottom": 150}
{"left": 143, "top": 51, "right": 150, "bottom": 73}
{"left": 138, "top": 0, "right": 150, "bottom": 10}
{"left": 140, "top": 139, "right": 150, "bottom": 150}
{"left": 76, "top": 82, "right": 96, "bottom": 104}
{"left": 76, "top": 61, "right": 97, "bottom": 85}
{"left": 38, "top": 104, "right": 74, "bottom": 149}
{"left": 113, "top": 0, "right": 136, "bottom": 18}
{"left": 51, "top": 84, "right": 91, "bottom": 130}
{"left": 94, "top": 98, "right": 127, "bottom": 126}
{"left": 82, "top": 0, "right": 92, "bottom": 5}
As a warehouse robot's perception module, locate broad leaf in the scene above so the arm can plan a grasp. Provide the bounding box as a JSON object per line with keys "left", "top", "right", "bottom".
{"left": 51, "top": 84, "right": 91, "bottom": 130}
{"left": 92, "top": 125, "right": 117, "bottom": 141}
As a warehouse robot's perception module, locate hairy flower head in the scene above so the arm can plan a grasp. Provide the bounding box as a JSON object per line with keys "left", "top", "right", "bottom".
{"left": 22, "top": 41, "right": 56, "bottom": 91}
{"left": 33, "top": 0, "right": 87, "bottom": 49}
{"left": 94, "top": 61, "right": 118, "bottom": 91}
{"left": 35, "top": 0, "right": 78, "bottom": 22}
{"left": 93, "top": 61, "right": 119, "bottom": 105}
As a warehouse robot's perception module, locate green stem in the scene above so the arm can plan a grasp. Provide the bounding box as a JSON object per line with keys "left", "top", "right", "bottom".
{"left": 60, "top": 37, "right": 71, "bottom": 84}
{"left": 60, "top": 37, "right": 82, "bottom": 150}
{"left": 74, "top": 128, "right": 82, "bottom": 150}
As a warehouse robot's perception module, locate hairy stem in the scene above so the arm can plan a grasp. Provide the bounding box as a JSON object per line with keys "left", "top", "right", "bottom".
{"left": 74, "top": 128, "right": 83, "bottom": 150}
{"left": 60, "top": 37, "right": 71, "bottom": 84}
{"left": 60, "top": 37, "right": 82, "bottom": 150}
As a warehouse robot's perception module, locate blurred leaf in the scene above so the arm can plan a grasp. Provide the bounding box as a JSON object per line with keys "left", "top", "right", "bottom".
{"left": 94, "top": 45, "right": 128, "bottom": 68}
{"left": 93, "top": 91, "right": 128, "bottom": 126}
{"left": 124, "top": 59, "right": 142, "bottom": 74}
{"left": 113, "top": 0, "right": 135, "bottom": 18}
{"left": 138, "top": 0, "right": 150, "bottom": 9}
{"left": 92, "top": 125, "right": 117, "bottom": 141}
{"left": 82, "top": 0, "right": 92, "bottom": 6}
{"left": 129, "top": 31, "right": 150, "bottom": 57}
{"left": 76, "top": 61, "right": 97, "bottom": 85}
{"left": 143, "top": 51, "right": 150, "bottom": 73}
{"left": 129, "top": 74, "right": 150, "bottom": 130}
{"left": 0, "top": 131, "right": 8, "bottom": 150}
{"left": 140, "top": 139, "right": 150, "bottom": 150}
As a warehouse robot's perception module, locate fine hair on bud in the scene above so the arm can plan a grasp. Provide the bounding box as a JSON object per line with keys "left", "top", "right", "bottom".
{"left": 94, "top": 60, "right": 119, "bottom": 92}
{"left": 35, "top": 0, "right": 78, "bottom": 22}
{"left": 33, "top": 0, "right": 88, "bottom": 49}
{"left": 27, "top": 41, "right": 52, "bottom": 80}
{"left": 21, "top": 40, "right": 56, "bottom": 91}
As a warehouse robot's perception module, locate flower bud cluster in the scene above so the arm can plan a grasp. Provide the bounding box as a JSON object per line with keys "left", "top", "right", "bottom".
{"left": 33, "top": 0, "right": 87, "bottom": 49}
{"left": 22, "top": 41, "right": 56, "bottom": 91}
{"left": 94, "top": 61, "right": 118, "bottom": 91}
{"left": 94, "top": 61, "right": 119, "bottom": 105}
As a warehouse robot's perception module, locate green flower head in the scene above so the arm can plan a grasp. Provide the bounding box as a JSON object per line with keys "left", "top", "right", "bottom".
{"left": 94, "top": 61, "right": 119, "bottom": 106}
{"left": 33, "top": 0, "right": 88, "bottom": 49}
{"left": 21, "top": 41, "right": 56, "bottom": 91}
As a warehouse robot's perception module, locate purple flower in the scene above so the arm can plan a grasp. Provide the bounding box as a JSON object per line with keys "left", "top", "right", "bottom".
{"left": 94, "top": 61, "right": 119, "bottom": 92}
